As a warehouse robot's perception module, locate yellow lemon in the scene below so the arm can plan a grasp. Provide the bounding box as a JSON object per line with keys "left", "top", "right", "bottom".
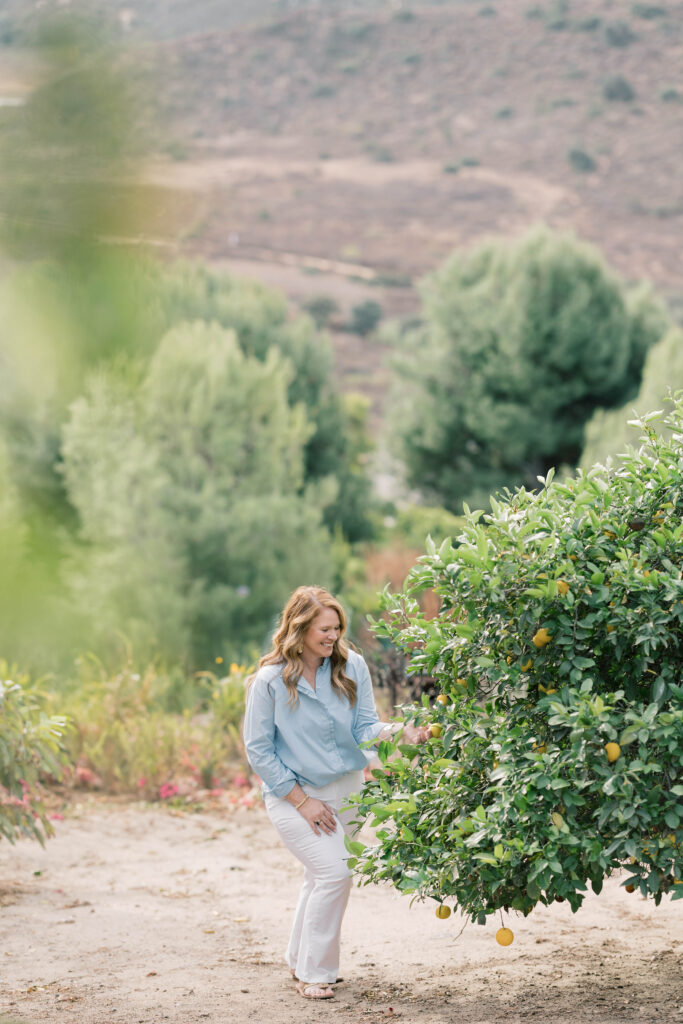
{"left": 605, "top": 742, "right": 621, "bottom": 763}
{"left": 456, "top": 677, "right": 468, "bottom": 688}
{"left": 532, "top": 628, "right": 552, "bottom": 648}
{"left": 436, "top": 694, "right": 449, "bottom": 705}
{"left": 429, "top": 723, "right": 443, "bottom": 739}
{"left": 556, "top": 580, "right": 569, "bottom": 596}
{"left": 521, "top": 659, "right": 533, "bottom": 672}
{"left": 496, "top": 927, "right": 514, "bottom": 946}
{"left": 606, "top": 624, "right": 615, "bottom": 633}
{"left": 435, "top": 905, "right": 451, "bottom": 919}
{"left": 532, "top": 742, "right": 547, "bottom": 754}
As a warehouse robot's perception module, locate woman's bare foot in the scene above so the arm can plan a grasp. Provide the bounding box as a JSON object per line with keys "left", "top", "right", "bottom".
{"left": 295, "top": 980, "right": 334, "bottom": 1000}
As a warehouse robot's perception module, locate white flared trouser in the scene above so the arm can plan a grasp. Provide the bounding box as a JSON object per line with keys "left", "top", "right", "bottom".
{"left": 264, "top": 769, "right": 364, "bottom": 985}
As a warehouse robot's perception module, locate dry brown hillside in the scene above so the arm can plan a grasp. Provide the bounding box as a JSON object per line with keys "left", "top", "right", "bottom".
{"left": 142, "top": 0, "right": 683, "bottom": 297}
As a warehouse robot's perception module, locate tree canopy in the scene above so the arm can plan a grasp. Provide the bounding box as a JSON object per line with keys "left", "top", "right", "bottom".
{"left": 61, "top": 322, "right": 332, "bottom": 666}
{"left": 390, "top": 227, "right": 669, "bottom": 511}
{"left": 349, "top": 398, "right": 683, "bottom": 921}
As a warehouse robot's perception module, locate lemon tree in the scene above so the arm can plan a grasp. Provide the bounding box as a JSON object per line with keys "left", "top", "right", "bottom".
{"left": 347, "top": 399, "right": 683, "bottom": 921}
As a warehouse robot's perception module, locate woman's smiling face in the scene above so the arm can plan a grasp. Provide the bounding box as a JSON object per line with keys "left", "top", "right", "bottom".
{"left": 302, "top": 607, "right": 342, "bottom": 662}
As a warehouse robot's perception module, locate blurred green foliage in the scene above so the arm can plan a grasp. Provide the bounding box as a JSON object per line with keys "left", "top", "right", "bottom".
{"left": 60, "top": 321, "right": 332, "bottom": 665}
{"left": 0, "top": 662, "right": 69, "bottom": 844}
{"left": 581, "top": 328, "right": 683, "bottom": 467}
{"left": 390, "top": 226, "right": 670, "bottom": 512}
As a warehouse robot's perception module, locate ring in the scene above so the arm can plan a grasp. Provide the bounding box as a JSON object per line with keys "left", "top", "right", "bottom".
{"left": 315, "top": 819, "right": 321, "bottom": 825}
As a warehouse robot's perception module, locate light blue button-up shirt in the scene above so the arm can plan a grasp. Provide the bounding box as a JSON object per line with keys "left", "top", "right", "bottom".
{"left": 243, "top": 649, "right": 385, "bottom": 798}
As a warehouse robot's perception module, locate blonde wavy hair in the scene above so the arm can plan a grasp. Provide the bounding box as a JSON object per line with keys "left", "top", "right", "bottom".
{"left": 252, "top": 586, "right": 357, "bottom": 708}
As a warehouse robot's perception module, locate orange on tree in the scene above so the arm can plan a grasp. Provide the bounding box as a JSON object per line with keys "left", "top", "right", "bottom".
{"left": 605, "top": 742, "right": 621, "bottom": 763}
{"left": 429, "top": 723, "right": 443, "bottom": 739}
{"left": 532, "top": 627, "right": 552, "bottom": 648}
{"left": 435, "top": 905, "right": 451, "bottom": 919}
{"left": 496, "top": 927, "right": 514, "bottom": 946}
{"left": 556, "top": 579, "right": 570, "bottom": 596}
{"left": 436, "top": 694, "right": 450, "bottom": 705}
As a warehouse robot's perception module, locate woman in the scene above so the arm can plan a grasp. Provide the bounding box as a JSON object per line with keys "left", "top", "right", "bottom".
{"left": 243, "top": 585, "right": 430, "bottom": 1001}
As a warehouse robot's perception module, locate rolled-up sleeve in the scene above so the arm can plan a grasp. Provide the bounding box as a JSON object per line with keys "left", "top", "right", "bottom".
{"left": 351, "top": 656, "right": 385, "bottom": 748}
{"left": 243, "top": 678, "right": 298, "bottom": 798}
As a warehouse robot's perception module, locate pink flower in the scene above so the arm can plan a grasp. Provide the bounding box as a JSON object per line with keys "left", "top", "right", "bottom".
{"left": 159, "top": 782, "right": 179, "bottom": 800}
{"left": 233, "top": 774, "right": 249, "bottom": 789}
{"left": 137, "top": 777, "right": 147, "bottom": 789}
{"left": 50, "top": 813, "right": 65, "bottom": 821}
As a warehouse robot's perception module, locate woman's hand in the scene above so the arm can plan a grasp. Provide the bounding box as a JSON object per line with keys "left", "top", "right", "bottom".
{"left": 400, "top": 723, "right": 432, "bottom": 745}
{"left": 299, "top": 796, "right": 337, "bottom": 836}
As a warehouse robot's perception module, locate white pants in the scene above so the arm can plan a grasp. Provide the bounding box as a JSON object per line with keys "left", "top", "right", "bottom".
{"left": 264, "top": 769, "right": 364, "bottom": 985}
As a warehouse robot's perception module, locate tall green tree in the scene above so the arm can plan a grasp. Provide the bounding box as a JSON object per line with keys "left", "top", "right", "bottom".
{"left": 390, "top": 227, "right": 669, "bottom": 511}
{"left": 147, "top": 260, "right": 377, "bottom": 541}
{"left": 61, "top": 323, "right": 332, "bottom": 667}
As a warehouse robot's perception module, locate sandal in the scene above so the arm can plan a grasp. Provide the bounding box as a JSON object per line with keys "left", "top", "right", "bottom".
{"left": 295, "top": 980, "right": 335, "bottom": 1000}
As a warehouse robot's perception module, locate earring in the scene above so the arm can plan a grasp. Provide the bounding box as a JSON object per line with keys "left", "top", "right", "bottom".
{"left": 297, "top": 645, "right": 303, "bottom": 655}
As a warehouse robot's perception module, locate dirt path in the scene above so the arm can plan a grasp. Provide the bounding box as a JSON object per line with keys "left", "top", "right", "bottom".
{"left": 1, "top": 799, "right": 681, "bottom": 1024}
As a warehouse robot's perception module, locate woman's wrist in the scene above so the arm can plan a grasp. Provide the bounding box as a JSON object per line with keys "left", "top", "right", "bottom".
{"left": 377, "top": 722, "right": 403, "bottom": 742}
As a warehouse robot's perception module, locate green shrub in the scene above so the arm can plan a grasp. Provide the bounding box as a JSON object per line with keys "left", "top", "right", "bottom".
{"left": 349, "top": 299, "right": 383, "bottom": 336}
{"left": 661, "top": 88, "right": 682, "bottom": 103}
{"left": 60, "top": 660, "right": 247, "bottom": 797}
{"left": 0, "top": 664, "right": 69, "bottom": 844}
{"left": 568, "top": 147, "right": 597, "bottom": 172}
{"left": 302, "top": 294, "right": 340, "bottom": 328}
{"left": 605, "top": 20, "right": 638, "bottom": 46}
{"left": 631, "top": 4, "right": 667, "bottom": 18}
{"left": 603, "top": 76, "right": 636, "bottom": 102}
{"left": 348, "top": 400, "right": 683, "bottom": 920}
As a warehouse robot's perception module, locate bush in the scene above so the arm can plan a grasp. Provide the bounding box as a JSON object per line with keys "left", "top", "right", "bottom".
{"left": 349, "top": 300, "right": 383, "bottom": 336}
{"left": 605, "top": 21, "right": 638, "bottom": 46}
{"left": 348, "top": 401, "right": 683, "bottom": 921}
{"left": 603, "top": 76, "right": 636, "bottom": 102}
{"left": 631, "top": 4, "right": 667, "bottom": 18}
{"left": 568, "top": 148, "right": 597, "bottom": 172}
{"left": 0, "top": 664, "right": 69, "bottom": 844}
{"left": 60, "top": 660, "right": 247, "bottom": 797}
{"left": 303, "top": 294, "right": 340, "bottom": 328}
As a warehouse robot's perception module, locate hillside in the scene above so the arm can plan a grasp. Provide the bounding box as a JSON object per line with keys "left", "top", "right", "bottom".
{"left": 141, "top": 0, "right": 683, "bottom": 293}
{"left": 0, "top": 0, "right": 681, "bottom": 412}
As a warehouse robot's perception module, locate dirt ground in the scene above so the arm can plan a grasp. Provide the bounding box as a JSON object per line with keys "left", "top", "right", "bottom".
{"left": 1, "top": 798, "right": 682, "bottom": 1024}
